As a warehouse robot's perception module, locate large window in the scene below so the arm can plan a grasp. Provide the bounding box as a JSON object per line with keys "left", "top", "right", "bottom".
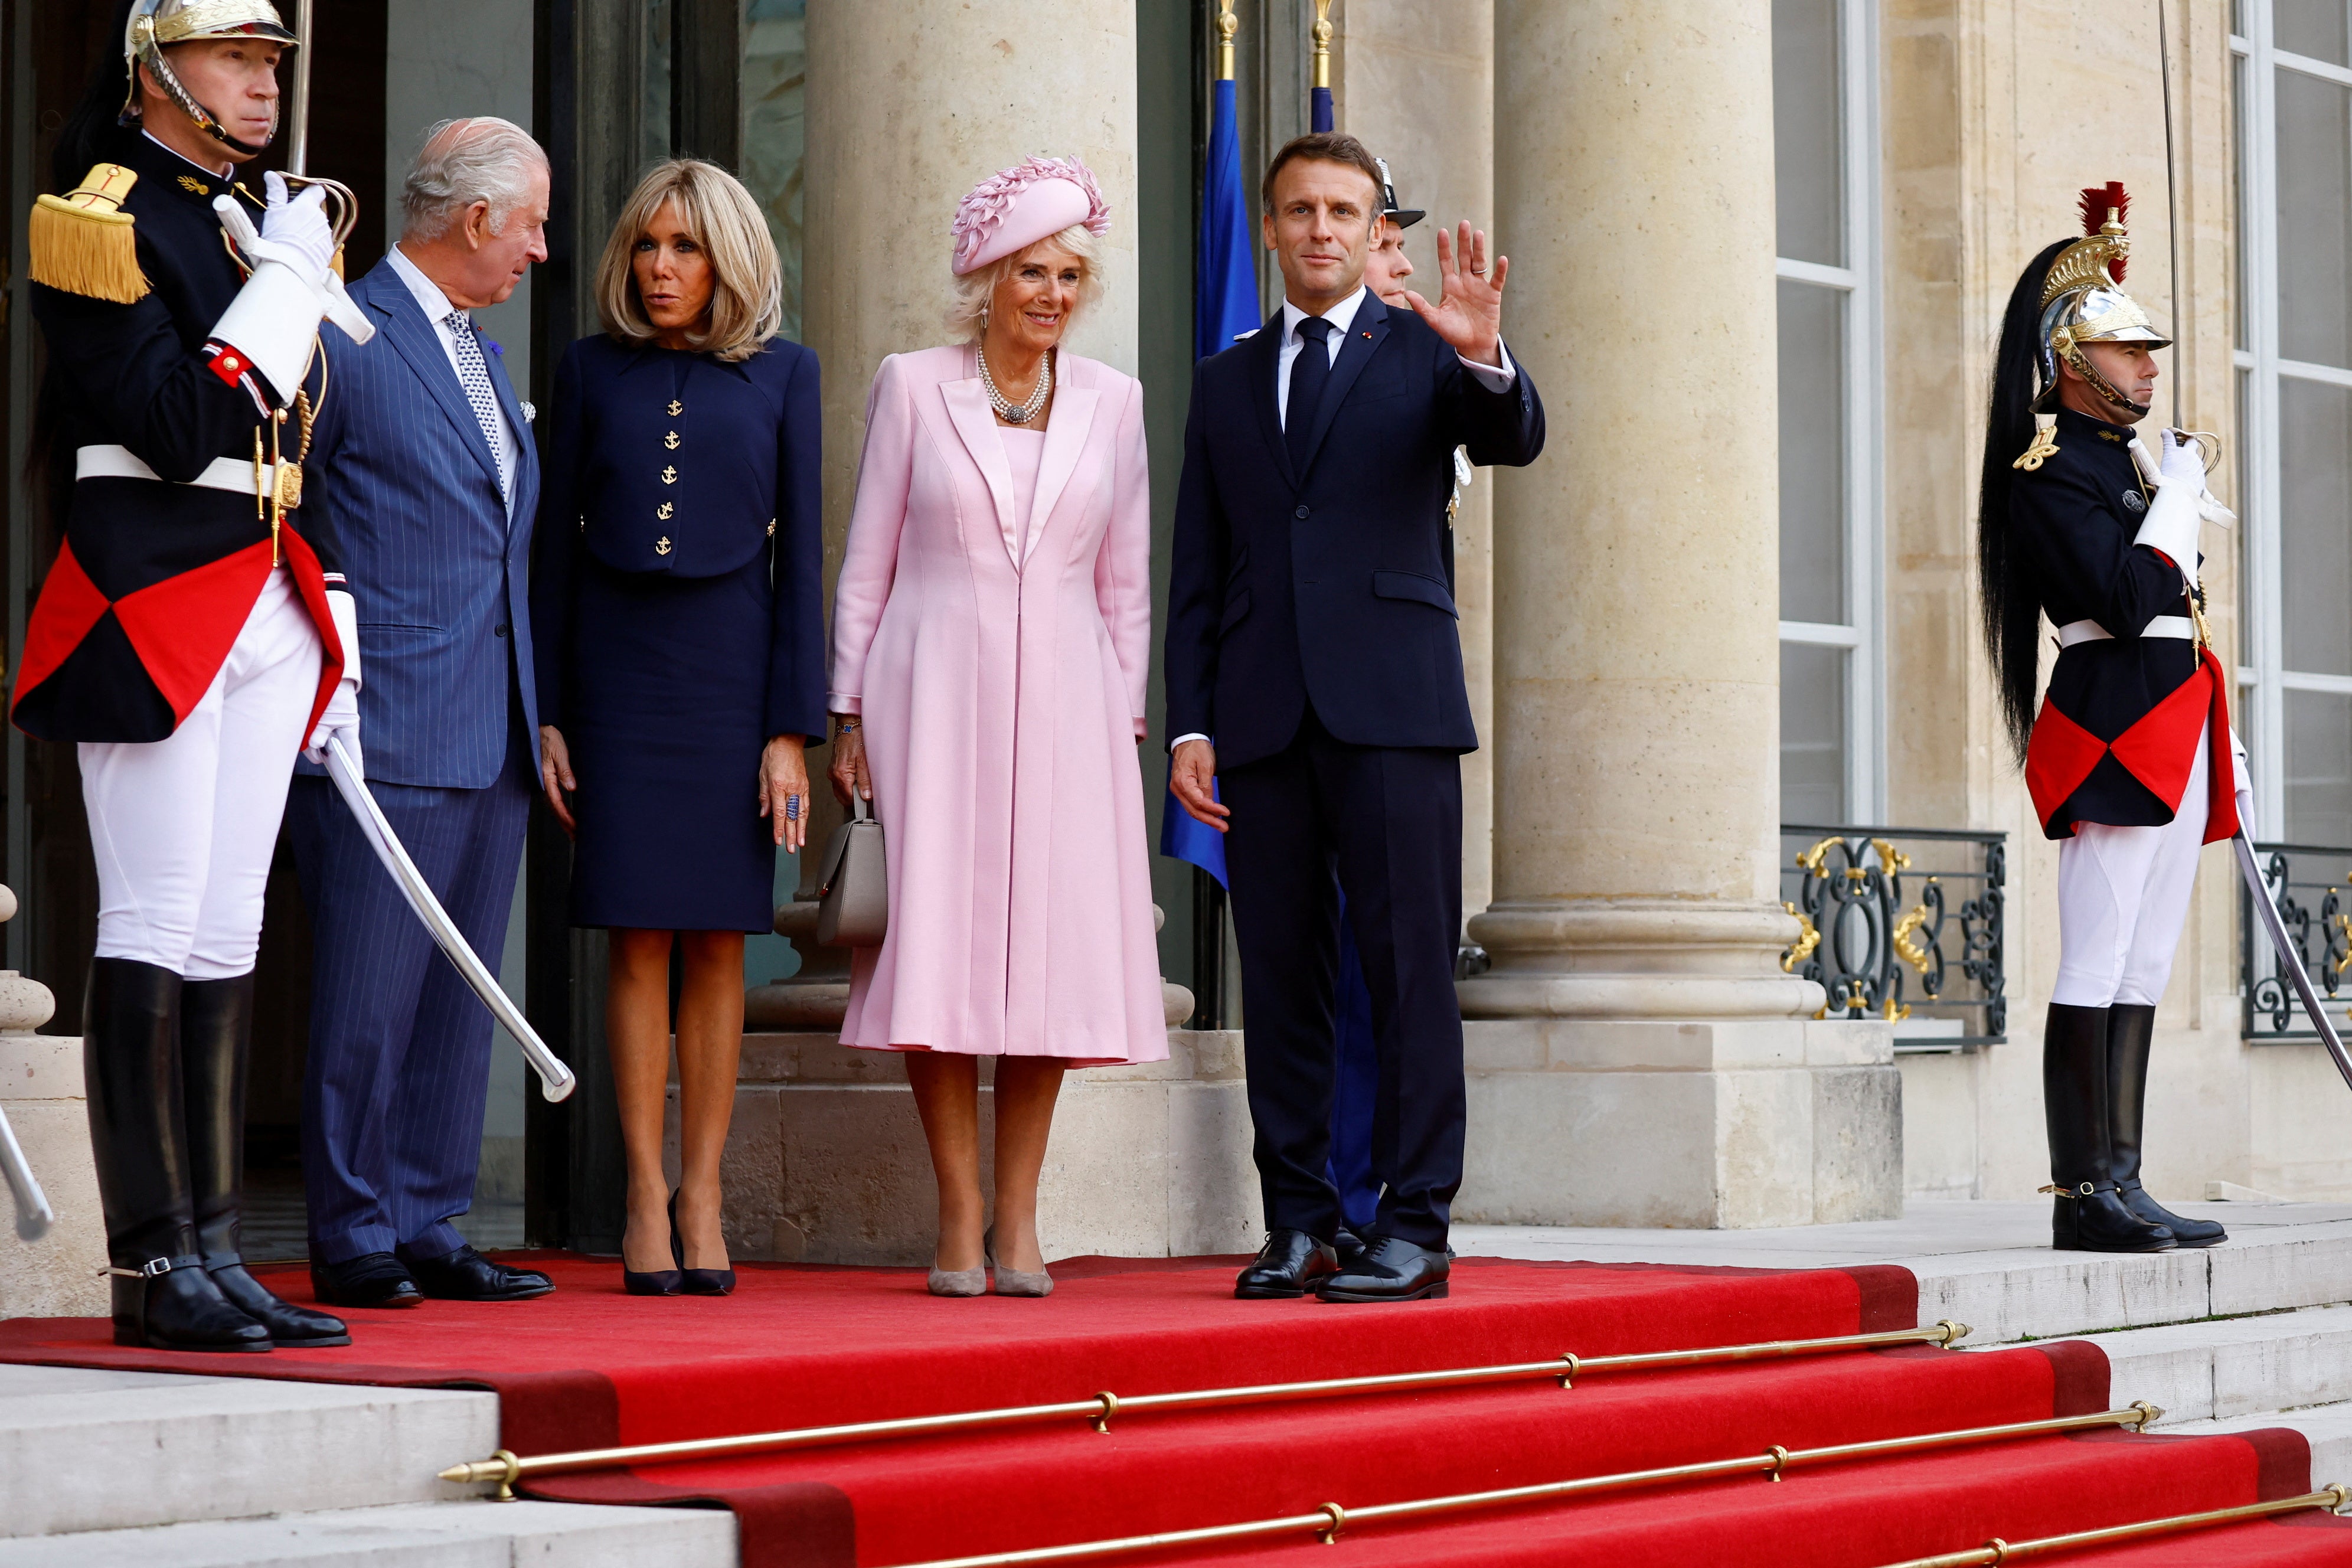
{"left": 2236, "top": 2, "right": 2352, "bottom": 844}
{"left": 1773, "top": 0, "right": 1882, "bottom": 824}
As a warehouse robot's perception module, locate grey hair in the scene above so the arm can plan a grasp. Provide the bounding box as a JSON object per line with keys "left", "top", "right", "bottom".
{"left": 400, "top": 117, "right": 549, "bottom": 240}
{"left": 946, "top": 224, "right": 1105, "bottom": 341}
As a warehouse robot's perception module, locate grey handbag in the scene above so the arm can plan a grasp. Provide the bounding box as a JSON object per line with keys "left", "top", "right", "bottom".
{"left": 815, "top": 793, "right": 888, "bottom": 947}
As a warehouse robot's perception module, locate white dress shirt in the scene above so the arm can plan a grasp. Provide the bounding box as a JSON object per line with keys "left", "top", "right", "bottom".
{"left": 1171, "top": 289, "right": 1518, "bottom": 752}
{"left": 385, "top": 244, "right": 520, "bottom": 510}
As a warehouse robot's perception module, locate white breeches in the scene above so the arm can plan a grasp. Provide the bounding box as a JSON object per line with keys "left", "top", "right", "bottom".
{"left": 2050, "top": 720, "right": 2210, "bottom": 1009}
{"left": 80, "top": 568, "right": 321, "bottom": 979}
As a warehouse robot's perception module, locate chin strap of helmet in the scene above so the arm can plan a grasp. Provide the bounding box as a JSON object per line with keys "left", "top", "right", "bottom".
{"left": 120, "top": 28, "right": 277, "bottom": 160}
{"left": 2055, "top": 331, "right": 2151, "bottom": 422}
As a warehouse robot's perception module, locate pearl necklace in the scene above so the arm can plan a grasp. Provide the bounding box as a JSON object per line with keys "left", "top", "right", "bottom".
{"left": 978, "top": 344, "right": 1053, "bottom": 424}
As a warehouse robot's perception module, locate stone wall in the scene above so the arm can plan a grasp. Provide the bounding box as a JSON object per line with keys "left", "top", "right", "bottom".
{"left": 667, "top": 1030, "right": 1258, "bottom": 1266}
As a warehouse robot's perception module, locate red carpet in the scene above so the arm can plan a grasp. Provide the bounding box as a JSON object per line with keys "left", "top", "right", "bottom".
{"left": 4, "top": 1250, "right": 2349, "bottom": 1567}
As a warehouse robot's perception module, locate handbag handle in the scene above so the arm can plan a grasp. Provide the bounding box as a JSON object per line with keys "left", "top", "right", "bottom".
{"left": 850, "top": 792, "right": 872, "bottom": 824}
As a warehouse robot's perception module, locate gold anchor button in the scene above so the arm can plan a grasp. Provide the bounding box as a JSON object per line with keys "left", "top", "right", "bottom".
{"left": 656, "top": 501, "right": 674, "bottom": 521}
{"left": 655, "top": 536, "right": 672, "bottom": 555}
{"left": 664, "top": 431, "right": 680, "bottom": 450}
{"left": 667, "top": 399, "right": 683, "bottom": 416}
{"left": 661, "top": 465, "right": 677, "bottom": 484}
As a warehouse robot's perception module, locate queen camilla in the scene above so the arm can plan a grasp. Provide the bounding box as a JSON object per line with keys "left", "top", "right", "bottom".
{"left": 827, "top": 157, "right": 1165, "bottom": 1298}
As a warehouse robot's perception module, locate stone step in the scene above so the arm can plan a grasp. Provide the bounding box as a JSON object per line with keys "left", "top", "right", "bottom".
{"left": 0, "top": 1501, "right": 734, "bottom": 1567}
{"left": 2004, "top": 1304, "right": 2352, "bottom": 1425}
{"left": 1461, "top": 1198, "right": 2352, "bottom": 1344}
{"left": 0, "top": 1366, "right": 496, "bottom": 1540}
{"left": 2171, "top": 1400, "right": 2352, "bottom": 1482}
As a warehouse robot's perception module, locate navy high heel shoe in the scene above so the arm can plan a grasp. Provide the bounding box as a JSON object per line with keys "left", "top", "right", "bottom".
{"left": 671, "top": 1191, "right": 735, "bottom": 1296}
{"left": 622, "top": 1195, "right": 680, "bottom": 1295}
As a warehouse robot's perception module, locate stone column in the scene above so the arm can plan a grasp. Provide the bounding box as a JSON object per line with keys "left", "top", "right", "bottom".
{"left": 1456, "top": 4, "right": 1893, "bottom": 1228}
{"left": 0, "top": 887, "right": 101, "bottom": 1318}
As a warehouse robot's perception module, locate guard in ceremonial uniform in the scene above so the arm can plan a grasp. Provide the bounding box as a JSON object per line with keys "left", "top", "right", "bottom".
{"left": 1978, "top": 184, "right": 2250, "bottom": 1256}
{"left": 15, "top": 0, "right": 360, "bottom": 1350}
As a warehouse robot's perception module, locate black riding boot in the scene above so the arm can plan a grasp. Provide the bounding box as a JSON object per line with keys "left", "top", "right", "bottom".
{"left": 182, "top": 973, "right": 349, "bottom": 1347}
{"left": 84, "top": 959, "right": 270, "bottom": 1351}
{"left": 2043, "top": 1001, "right": 2176, "bottom": 1253}
{"left": 2107, "top": 1002, "right": 2227, "bottom": 1247}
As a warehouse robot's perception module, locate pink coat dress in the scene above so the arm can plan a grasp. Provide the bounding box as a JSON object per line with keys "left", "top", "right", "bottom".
{"left": 829, "top": 345, "right": 1168, "bottom": 1066}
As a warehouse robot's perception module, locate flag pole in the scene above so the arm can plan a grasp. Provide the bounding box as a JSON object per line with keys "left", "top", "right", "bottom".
{"left": 2157, "top": 0, "right": 2183, "bottom": 434}
{"left": 1310, "top": 0, "right": 1334, "bottom": 132}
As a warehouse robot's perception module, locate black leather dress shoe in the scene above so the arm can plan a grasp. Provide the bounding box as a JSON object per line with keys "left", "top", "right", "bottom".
{"left": 1318, "top": 1235, "right": 1451, "bottom": 1302}
{"left": 1235, "top": 1228, "right": 1339, "bottom": 1299}
{"left": 1334, "top": 1227, "right": 1367, "bottom": 1265}
{"left": 311, "top": 1253, "right": 423, "bottom": 1309}
{"left": 407, "top": 1244, "right": 554, "bottom": 1302}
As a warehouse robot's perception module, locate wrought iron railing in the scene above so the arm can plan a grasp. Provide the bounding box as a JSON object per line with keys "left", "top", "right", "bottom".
{"left": 1778, "top": 825, "right": 2008, "bottom": 1051}
{"left": 2240, "top": 841, "right": 2352, "bottom": 1042}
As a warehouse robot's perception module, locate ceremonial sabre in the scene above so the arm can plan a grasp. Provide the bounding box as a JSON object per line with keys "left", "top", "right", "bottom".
{"left": 324, "top": 738, "right": 577, "bottom": 1102}
{"left": 0, "top": 1105, "right": 53, "bottom": 1241}
{"left": 2235, "top": 839, "right": 2352, "bottom": 1094}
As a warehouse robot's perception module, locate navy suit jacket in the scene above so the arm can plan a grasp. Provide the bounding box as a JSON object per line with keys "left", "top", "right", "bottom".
{"left": 1164, "top": 295, "right": 1545, "bottom": 769}
{"left": 298, "top": 257, "right": 542, "bottom": 789}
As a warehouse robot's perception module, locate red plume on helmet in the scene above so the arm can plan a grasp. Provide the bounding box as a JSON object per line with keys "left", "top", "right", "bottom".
{"left": 2078, "top": 182, "right": 2130, "bottom": 281}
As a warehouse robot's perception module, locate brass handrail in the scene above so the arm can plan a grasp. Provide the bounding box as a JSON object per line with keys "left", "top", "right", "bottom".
{"left": 442, "top": 1318, "right": 1972, "bottom": 1498}
{"left": 1874, "top": 1484, "right": 2349, "bottom": 1566}
{"left": 884, "top": 1404, "right": 2164, "bottom": 1568}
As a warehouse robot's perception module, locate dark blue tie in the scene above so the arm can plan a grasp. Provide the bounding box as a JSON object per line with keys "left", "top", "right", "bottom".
{"left": 1286, "top": 315, "right": 1338, "bottom": 472}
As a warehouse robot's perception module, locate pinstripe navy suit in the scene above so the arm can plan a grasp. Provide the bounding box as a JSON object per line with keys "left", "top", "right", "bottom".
{"left": 288, "top": 254, "right": 541, "bottom": 1267}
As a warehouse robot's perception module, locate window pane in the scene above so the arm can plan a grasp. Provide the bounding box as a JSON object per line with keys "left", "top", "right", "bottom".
{"left": 2286, "top": 688, "right": 2352, "bottom": 845}
{"left": 2276, "top": 68, "right": 2352, "bottom": 368}
{"left": 2281, "top": 377, "right": 2352, "bottom": 674}
{"left": 1778, "top": 280, "right": 1847, "bottom": 622}
{"left": 1772, "top": 0, "right": 1843, "bottom": 267}
{"left": 1781, "top": 642, "right": 1847, "bottom": 824}
{"left": 2279, "top": 0, "right": 2352, "bottom": 64}
{"left": 2235, "top": 53, "right": 2249, "bottom": 353}
{"left": 2240, "top": 366, "right": 2255, "bottom": 619}
{"left": 742, "top": 0, "right": 808, "bottom": 339}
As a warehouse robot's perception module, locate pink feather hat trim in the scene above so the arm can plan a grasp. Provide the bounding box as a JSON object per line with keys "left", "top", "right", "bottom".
{"left": 950, "top": 156, "right": 1112, "bottom": 276}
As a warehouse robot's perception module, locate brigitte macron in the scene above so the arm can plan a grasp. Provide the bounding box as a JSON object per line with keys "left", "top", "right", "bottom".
{"left": 533, "top": 159, "right": 825, "bottom": 1295}
{"left": 829, "top": 158, "right": 1165, "bottom": 1297}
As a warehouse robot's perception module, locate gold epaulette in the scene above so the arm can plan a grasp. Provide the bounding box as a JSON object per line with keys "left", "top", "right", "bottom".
{"left": 2013, "top": 419, "right": 2060, "bottom": 472}
{"left": 28, "top": 164, "right": 148, "bottom": 304}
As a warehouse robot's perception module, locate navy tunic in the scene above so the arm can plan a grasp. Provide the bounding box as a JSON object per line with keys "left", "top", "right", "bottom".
{"left": 533, "top": 334, "right": 825, "bottom": 931}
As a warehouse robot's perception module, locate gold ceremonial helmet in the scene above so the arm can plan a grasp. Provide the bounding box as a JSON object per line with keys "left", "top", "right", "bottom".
{"left": 2034, "top": 182, "right": 2171, "bottom": 419}
{"left": 119, "top": 0, "right": 296, "bottom": 158}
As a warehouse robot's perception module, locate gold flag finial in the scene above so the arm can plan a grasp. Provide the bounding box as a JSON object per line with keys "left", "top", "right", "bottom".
{"left": 1312, "top": 0, "right": 1332, "bottom": 92}
{"left": 1217, "top": 0, "right": 1237, "bottom": 81}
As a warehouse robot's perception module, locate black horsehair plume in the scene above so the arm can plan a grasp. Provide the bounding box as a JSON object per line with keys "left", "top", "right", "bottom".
{"left": 2078, "top": 182, "right": 2130, "bottom": 281}
{"left": 1977, "top": 237, "right": 2074, "bottom": 766}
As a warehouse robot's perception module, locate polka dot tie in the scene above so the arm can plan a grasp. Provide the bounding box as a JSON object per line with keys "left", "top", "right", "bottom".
{"left": 445, "top": 308, "right": 509, "bottom": 498}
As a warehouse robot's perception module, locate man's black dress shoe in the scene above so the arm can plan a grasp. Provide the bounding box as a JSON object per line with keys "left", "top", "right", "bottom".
{"left": 1318, "top": 1234, "right": 1451, "bottom": 1302}
{"left": 1334, "top": 1227, "right": 1367, "bottom": 1265}
{"left": 311, "top": 1253, "right": 423, "bottom": 1309}
{"left": 1235, "top": 1228, "right": 1339, "bottom": 1299}
{"left": 407, "top": 1244, "right": 554, "bottom": 1302}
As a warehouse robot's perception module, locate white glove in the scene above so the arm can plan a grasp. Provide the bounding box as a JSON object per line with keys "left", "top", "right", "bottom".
{"left": 305, "top": 589, "right": 362, "bottom": 772}
{"left": 247, "top": 172, "right": 334, "bottom": 287}
{"left": 2156, "top": 425, "right": 2204, "bottom": 485}
{"left": 2129, "top": 429, "right": 2203, "bottom": 591}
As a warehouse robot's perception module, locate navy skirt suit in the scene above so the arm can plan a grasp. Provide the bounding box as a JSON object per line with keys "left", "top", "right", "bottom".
{"left": 532, "top": 334, "right": 826, "bottom": 932}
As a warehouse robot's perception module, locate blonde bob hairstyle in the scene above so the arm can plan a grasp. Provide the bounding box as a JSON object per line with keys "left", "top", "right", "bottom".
{"left": 946, "top": 224, "right": 1106, "bottom": 342}
{"left": 596, "top": 159, "right": 782, "bottom": 363}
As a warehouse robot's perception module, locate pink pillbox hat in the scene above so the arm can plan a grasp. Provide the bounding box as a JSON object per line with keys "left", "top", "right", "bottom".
{"left": 951, "top": 155, "right": 1112, "bottom": 276}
